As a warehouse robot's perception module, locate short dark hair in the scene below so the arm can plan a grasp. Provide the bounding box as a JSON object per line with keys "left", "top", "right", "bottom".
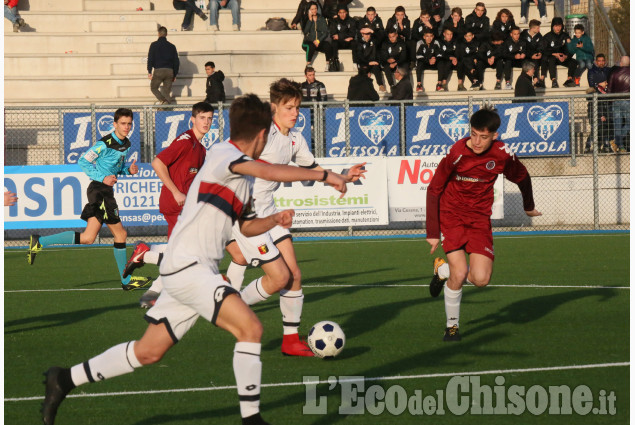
{"left": 529, "top": 19, "right": 541, "bottom": 28}
{"left": 574, "top": 23, "right": 585, "bottom": 32}
{"left": 366, "top": 6, "right": 376, "bottom": 13}
{"left": 114, "top": 108, "right": 133, "bottom": 123}
{"left": 464, "top": 29, "right": 474, "bottom": 35}
{"left": 229, "top": 94, "right": 272, "bottom": 142}
{"left": 158, "top": 26, "right": 167, "bottom": 37}
{"left": 470, "top": 107, "right": 501, "bottom": 132}
{"left": 423, "top": 28, "right": 435, "bottom": 35}
{"left": 304, "top": 66, "right": 315, "bottom": 75}
{"left": 510, "top": 26, "right": 520, "bottom": 32}
{"left": 475, "top": 2, "right": 486, "bottom": 8}
{"left": 420, "top": 9, "right": 430, "bottom": 16}
{"left": 358, "top": 65, "right": 370, "bottom": 76}
{"left": 270, "top": 78, "right": 302, "bottom": 105}
{"left": 192, "top": 101, "right": 214, "bottom": 118}
{"left": 387, "top": 26, "right": 398, "bottom": 35}
{"left": 205, "top": 61, "right": 215, "bottom": 68}
{"left": 451, "top": 7, "right": 463, "bottom": 16}
{"left": 491, "top": 31, "right": 505, "bottom": 42}
{"left": 596, "top": 53, "right": 606, "bottom": 59}
{"left": 395, "top": 6, "right": 405, "bottom": 13}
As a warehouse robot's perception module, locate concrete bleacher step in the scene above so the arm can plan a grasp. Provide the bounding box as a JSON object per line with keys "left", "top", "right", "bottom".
{"left": 89, "top": 20, "right": 158, "bottom": 32}
{"left": 84, "top": 0, "right": 152, "bottom": 11}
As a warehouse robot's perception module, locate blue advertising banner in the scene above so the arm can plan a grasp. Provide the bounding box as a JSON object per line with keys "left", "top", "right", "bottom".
{"left": 154, "top": 108, "right": 313, "bottom": 154}
{"left": 325, "top": 106, "right": 400, "bottom": 157}
{"left": 4, "top": 164, "right": 165, "bottom": 229}
{"left": 405, "top": 104, "right": 480, "bottom": 156}
{"left": 496, "top": 102, "right": 570, "bottom": 156}
{"left": 63, "top": 112, "right": 141, "bottom": 164}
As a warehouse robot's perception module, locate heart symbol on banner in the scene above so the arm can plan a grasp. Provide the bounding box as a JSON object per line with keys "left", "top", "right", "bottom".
{"left": 357, "top": 109, "right": 395, "bottom": 145}
{"left": 295, "top": 111, "right": 306, "bottom": 132}
{"left": 527, "top": 105, "right": 564, "bottom": 141}
{"left": 438, "top": 108, "right": 470, "bottom": 142}
{"left": 191, "top": 115, "right": 220, "bottom": 150}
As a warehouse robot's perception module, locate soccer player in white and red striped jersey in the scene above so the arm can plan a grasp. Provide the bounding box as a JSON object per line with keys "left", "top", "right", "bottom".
{"left": 426, "top": 107, "right": 542, "bottom": 342}
{"left": 41, "top": 94, "right": 355, "bottom": 425}
{"left": 224, "top": 78, "right": 366, "bottom": 356}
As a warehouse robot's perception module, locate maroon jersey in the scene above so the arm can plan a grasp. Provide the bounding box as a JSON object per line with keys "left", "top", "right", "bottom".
{"left": 426, "top": 137, "right": 533, "bottom": 238}
{"left": 156, "top": 129, "right": 206, "bottom": 217}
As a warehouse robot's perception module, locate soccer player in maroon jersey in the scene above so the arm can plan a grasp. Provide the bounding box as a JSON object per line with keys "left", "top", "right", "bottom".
{"left": 123, "top": 102, "right": 213, "bottom": 307}
{"left": 426, "top": 107, "right": 542, "bottom": 341}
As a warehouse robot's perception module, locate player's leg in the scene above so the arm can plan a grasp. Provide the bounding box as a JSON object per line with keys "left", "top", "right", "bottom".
{"left": 466, "top": 253, "right": 494, "bottom": 287}
{"left": 442, "top": 249, "right": 468, "bottom": 341}
{"left": 240, "top": 257, "right": 291, "bottom": 305}
{"left": 226, "top": 240, "right": 248, "bottom": 291}
{"left": 107, "top": 222, "right": 151, "bottom": 290}
{"left": 41, "top": 322, "right": 174, "bottom": 425}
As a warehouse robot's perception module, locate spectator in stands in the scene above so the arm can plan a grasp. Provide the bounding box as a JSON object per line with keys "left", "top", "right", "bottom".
{"left": 209, "top": 0, "right": 240, "bottom": 31}
{"left": 477, "top": 30, "right": 506, "bottom": 89}
{"left": 415, "top": 29, "right": 441, "bottom": 91}
{"left": 172, "top": 0, "right": 207, "bottom": 31}
{"left": 441, "top": 7, "right": 465, "bottom": 39}
{"left": 329, "top": 6, "right": 356, "bottom": 70}
{"left": 390, "top": 66, "right": 414, "bottom": 99}
{"left": 322, "top": 0, "right": 353, "bottom": 23}
{"left": 380, "top": 27, "right": 409, "bottom": 88}
{"left": 386, "top": 6, "right": 411, "bottom": 45}
{"left": 456, "top": 29, "right": 482, "bottom": 90}
{"left": 607, "top": 55, "right": 630, "bottom": 152}
{"left": 567, "top": 24, "right": 594, "bottom": 86}
{"left": 291, "top": 0, "right": 322, "bottom": 30}
{"left": 204, "top": 61, "right": 226, "bottom": 104}
{"left": 522, "top": 19, "right": 544, "bottom": 86}
{"left": 4, "top": 0, "right": 26, "bottom": 32}
{"left": 301, "top": 66, "right": 328, "bottom": 101}
{"left": 491, "top": 8, "right": 515, "bottom": 39}
{"left": 584, "top": 88, "right": 612, "bottom": 153}
{"left": 421, "top": 0, "right": 445, "bottom": 26}
{"left": 501, "top": 26, "right": 527, "bottom": 89}
{"left": 464, "top": 3, "right": 490, "bottom": 42}
{"left": 357, "top": 7, "right": 385, "bottom": 46}
{"left": 514, "top": 61, "right": 537, "bottom": 98}
{"left": 302, "top": 3, "right": 336, "bottom": 71}
{"left": 519, "top": 0, "right": 548, "bottom": 25}
{"left": 437, "top": 27, "right": 458, "bottom": 91}
{"left": 587, "top": 53, "right": 610, "bottom": 93}
{"left": 354, "top": 28, "right": 386, "bottom": 92}
{"left": 347, "top": 66, "right": 380, "bottom": 101}
{"left": 147, "top": 27, "right": 180, "bottom": 105}
{"left": 541, "top": 17, "right": 577, "bottom": 88}
{"left": 410, "top": 10, "right": 438, "bottom": 67}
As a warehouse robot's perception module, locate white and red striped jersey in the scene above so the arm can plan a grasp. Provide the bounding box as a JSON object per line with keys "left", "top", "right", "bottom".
{"left": 252, "top": 122, "right": 317, "bottom": 217}
{"left": 160, "top": 141, "right": 256, "bottom": 275}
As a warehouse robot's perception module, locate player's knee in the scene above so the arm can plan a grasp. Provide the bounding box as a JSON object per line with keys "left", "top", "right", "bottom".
{"left": 79, "top": 233, "right": 96, "bottom": 244}
{"left": 468, "top": 273, "right": 491, "bottom": 288}
{"left": 269, "top": 268, "right": 292, "bottom": 292}
{"left": 235, "top": 317, "right": 263, "bottom": 342}
{"left": 134, "top": 346, "right": 166, "bottom": 365}
{"left": 290, "top": 267, "right": 301, "bottom": 285}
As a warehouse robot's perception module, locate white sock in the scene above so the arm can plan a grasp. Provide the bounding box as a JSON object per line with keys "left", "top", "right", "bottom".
{"left": 147, "top": 275, "right": 163, "bottom": 293}
{"left": 227, "top": 261, "right": 247, "bottom": 291}
{"left": 70, "top": 341, "right": 141, "bottom": 386}
{"left": 438, "top": 263, "right": 450, "bottom": 280}
{"left": 233, "top": 342, "right": 262, "bottom": 418}
{"left": 280, "top": 289, "right": 303, "bottom": 335}
{"left": 240, "top": 277, "right": 271, "bottom": 306}
{"left": 444, "top": 284, "right": 462, "bottom": 328}
{"left": 143, "top": 243, "right": 167, "bottom": 265}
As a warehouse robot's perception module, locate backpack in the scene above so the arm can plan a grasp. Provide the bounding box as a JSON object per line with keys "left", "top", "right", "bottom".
{"left": 265, "top": 17, "right": 289, "bottom": 31}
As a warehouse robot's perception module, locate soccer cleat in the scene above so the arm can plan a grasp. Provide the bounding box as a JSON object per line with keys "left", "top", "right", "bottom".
{"left": 242, "top": 413, "right": 271, "bottom": 425}
{"left": 494, "top": 81, "right": 501, "bottom": 90}
{"left": 122, "top": 242, "right": 150, "bottom": 278}
{"left": 28, "top": 234, "right": 42, "bottom": 265}
{"left": 429, "top": 257, "right": 447, "bottom": 298}
{"left": 41, "top": 367, "right": 72, "bottom": 425}
{"left": 122, "top": 276, "right": 153, "bottom": 291}
{"left": 443, "top": 325, "right": 461, "bottom": 341}
{"left": 139, "top": 290, "right": 160, "bottom": 308}
{"left": 281, "top": 333, "right": 314, "bottom": 357}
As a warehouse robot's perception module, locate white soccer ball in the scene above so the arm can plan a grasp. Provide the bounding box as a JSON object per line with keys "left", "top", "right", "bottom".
{"left": 307, "top": 321, "right": 346, "bottom": 358}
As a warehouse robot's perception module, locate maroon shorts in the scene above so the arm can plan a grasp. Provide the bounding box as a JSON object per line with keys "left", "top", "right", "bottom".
{"left": 164, "top": 213, "right": 179, "bottom": 239}
{"left": 440, "top": 212, "right": 495, "bottom": 261}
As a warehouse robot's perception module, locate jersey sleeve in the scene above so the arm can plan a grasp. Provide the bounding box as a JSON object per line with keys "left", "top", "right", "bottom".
{"left": 291, "top": 133, "right": 318, "bottom": 168}
{"left": 156, "top": 138, "right": 188, "bottom": 168}
{"left": 78, "top": 141, "right": 108, "bottom": 183}
{"left": 425, "top": 149, "right": 457, "bottom": 239}
{"left": 502, "top": 146, "right": 535, "bottom": 211}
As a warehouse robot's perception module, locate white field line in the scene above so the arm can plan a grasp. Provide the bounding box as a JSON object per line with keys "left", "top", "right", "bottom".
{"left": 5, "top": 362, "right": 628, "bottom": 402}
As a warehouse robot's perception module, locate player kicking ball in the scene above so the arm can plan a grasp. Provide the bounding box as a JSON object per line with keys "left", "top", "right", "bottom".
{"left": 41, "top": 94, "right": 355, "bottom": 425}
{"left": 425, "top": 107, "right": 542, "bottom": 342}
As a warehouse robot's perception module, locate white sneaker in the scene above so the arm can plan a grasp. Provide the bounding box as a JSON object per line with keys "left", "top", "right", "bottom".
{"left": 541, "top": 15, "right": 549, "bottom": 23}
{"left": 232, "top": 24, "right": 239, "bottom": 31}
{"left": 519, "top": 16, "right": 527, "bottom": 24}
{"left": 505, "top": 81, "right": 513, "bottom": 90}
{"left": 210, "top": 25, "right": 219, "bottom": 31}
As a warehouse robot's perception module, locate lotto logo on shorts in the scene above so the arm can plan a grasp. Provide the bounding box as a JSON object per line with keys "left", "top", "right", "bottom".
{"left": 258, "top": 244, "right": 269, "bottom": 255}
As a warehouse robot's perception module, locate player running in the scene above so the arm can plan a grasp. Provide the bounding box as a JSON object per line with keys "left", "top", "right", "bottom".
{"left": 124, "top": 102, "right": 213, "bottom": 308}
{"left": 27, "top": 108, "right": 152, "bottom": 291}
{"left": 426, "top": 107, "right": 542, "bottom": 341}
{"left": 41, "top": 94, "right": 354, "bottom": 425}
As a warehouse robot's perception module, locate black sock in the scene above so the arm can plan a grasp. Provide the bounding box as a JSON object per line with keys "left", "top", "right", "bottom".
{"left": 58, "top": 368, "right": 76, "bottom": 392}
{"left": 74, "top": 232, "right": 81, "bottom": 245}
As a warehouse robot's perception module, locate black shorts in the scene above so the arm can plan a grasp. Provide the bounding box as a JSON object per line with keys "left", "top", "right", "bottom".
{"left": 80, "top": 181, "right": 121, "bottom": 225}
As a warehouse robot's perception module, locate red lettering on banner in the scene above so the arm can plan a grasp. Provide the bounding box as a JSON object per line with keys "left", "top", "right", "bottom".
{"left": 397, "top": 159, "right": 435, "bottom": 184}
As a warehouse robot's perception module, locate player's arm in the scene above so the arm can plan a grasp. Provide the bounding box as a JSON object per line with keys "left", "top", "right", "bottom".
{"left": 239, "top": 209, "right": 295, "bottom": 238}
{"left": 232, "top": 161, "right": 348, "bottom": 197}
{"left": 78, "top": 141, "right": 111, "bottom": 184}
{"left": 312, "top": 163, "right": 367, "bottom": 182}
{"left": 425, "top": 155, "right": 455, "bottom": 254}
{"left": 503, "top": 153, "right": 542, "bottom": 217}
{"left": 152, "top": 156, "right": 186, "bottom": 206}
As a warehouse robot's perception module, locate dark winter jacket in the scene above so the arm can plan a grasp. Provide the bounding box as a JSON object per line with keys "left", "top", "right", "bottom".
{"left": 390, "top": 77, "right": 414, "bottom": 100}
{"left": 205, "top": 71, "right": 225, "bottom": 103}
{"left": 491, "top": 18, "right": 515, "bottom": 39}
{"left": 542, "top": 17, "right": 571, "bottom": 56}
{"left": 456, "top": 38, "right": 480, "bottom": 63}
{"left": 521, "top": 29, "right": 543, "bottom": 58}
{"left": 357, "top": 15, "right": 385, "bottom": 44}
{"left": 303, "top": 16, "right": 330, "bottom": 43}
{"left": 329, "top": 15, "right": 356, "bottom": 40}
{"left": 347, "top": 74, "right": 380, "bottom": 101}
{"left": 416, "top": 39, "right": 442, "bottom": 63}
{"left": 502, "top": 37, "right": 527, "bottom": 60}
{"left": 322, "top": 0, "right": 353, "bottom": 20}
{"left": 607, "top": 66, "right": 630, "bottom": 93}
{"left": 301, "top": 80, "right": 328, "bottom": 101}
{"left": 420, "top": 0, "right": 445, "bottom": 18}
{"left": 292, "top": 0, "right": 322, "bottom": 28}
{"left": 380, "top": 39, "right": 408, "bottom": 66}
{"left": 411, "top": 18, "right": 439, "bottom": 42}
{"left": 438, "top": 38, "right": 458, "bottom": 60}
{"left": 464, "top": 11, "right": 490, "bottom": 41}
{"left": 441, "top": 17, "right": 465, "bottom": 39}
{"left": 354, "top": 38, "right": 380, "bottom": 65}
{"left": 514, "top": 72, "right": 536, "bottom": 98}
{"left": 386, "top": 14, "right": 412, "bottom": 42}
{"left": 567, "top": 33, "right": 594, "bottom": 61}
{"left": 587, "top": 64, "right": 610, "bottom": 88}
{"left": 147, "top": 36, "right": 179, "bottom": 76}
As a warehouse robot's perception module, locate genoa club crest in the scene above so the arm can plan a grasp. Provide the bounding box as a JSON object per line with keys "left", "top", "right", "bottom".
{"left": 258, "top": 244, "right": 269, "bottom": 255}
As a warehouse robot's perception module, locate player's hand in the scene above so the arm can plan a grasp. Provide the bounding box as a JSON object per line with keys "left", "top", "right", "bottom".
{"left": 291, "top": 23, "right": 297, "bottom": 29}
{"left": 148, "top": 73, "right": 152, "bottom": 79}
{"left": 325, "top": 172, "right": 348, "bottom": 198}
{"left": 345, "top": 163, "right": 367, "bottom": 182}
{"left": 173, "top": 191, "right": 186, "bottom": 206}
{"left": 333, "top": 34, "right": 339, "bottom": 40}
{"left": 129, "top": 159, "right": 138, "bottom": 175}
{"left": 4, "top": 190, "right": 17, "bottom": 206}
{"left": 103, "top": 175, "right": 117, "bottom": 186}
{"left": 426, "top": 238, "right": 440, "bottom": 254}
{"left": 525, "top": 209, "right": 542, "bottom": 217}
{"left": 273, "top": 209, "right": 295, "bottom": 228}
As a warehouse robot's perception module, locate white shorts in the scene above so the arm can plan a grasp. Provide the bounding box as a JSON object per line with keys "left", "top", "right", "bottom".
{"left": 230, "top": 222, "right": 287, "bottom": 267}
{"left": 144, "top": 263, "right": 238, "bottom": 343}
